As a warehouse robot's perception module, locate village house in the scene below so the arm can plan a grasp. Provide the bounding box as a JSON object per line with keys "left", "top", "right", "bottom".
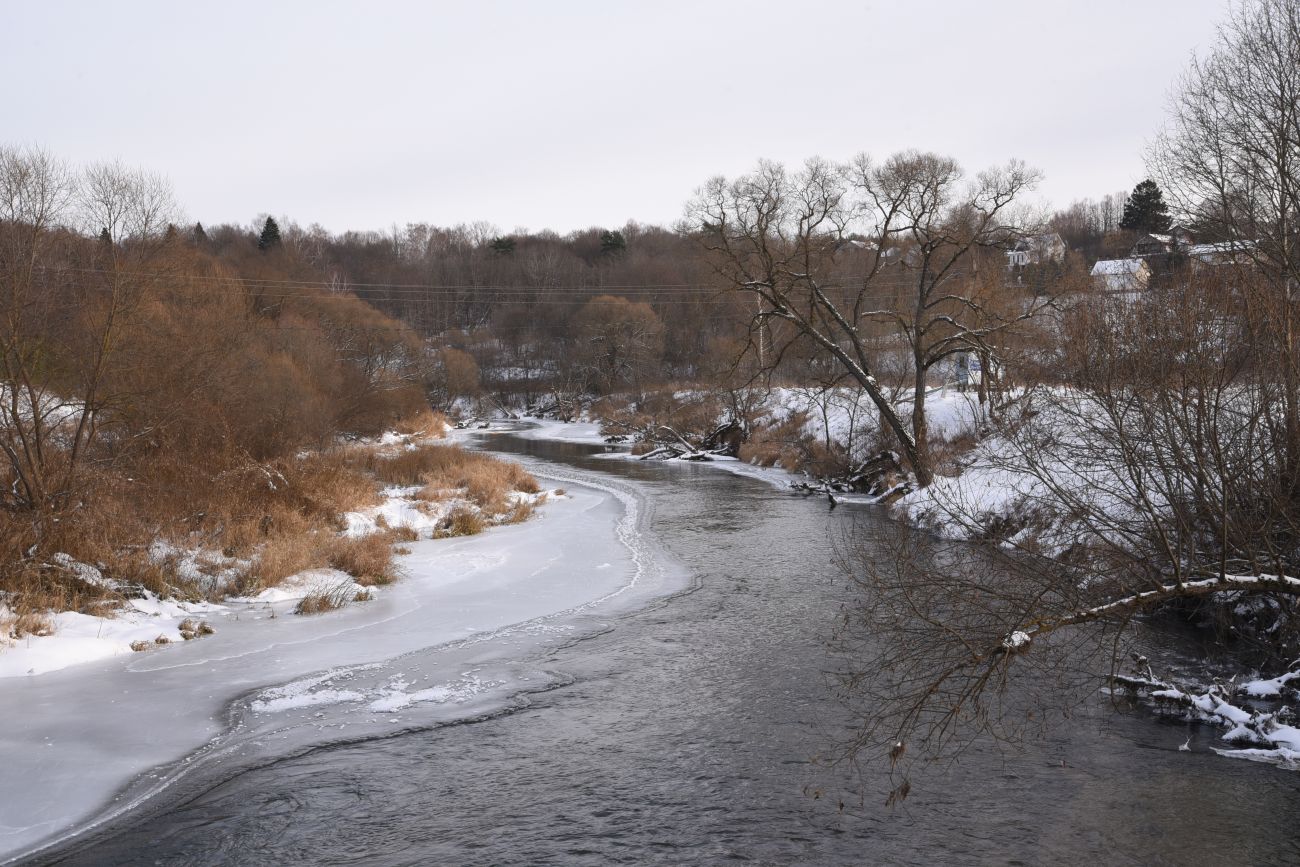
{"left": 1187, "top": 239, "right": 1257, "bottom": 269}
{"left": 1005, "top": 232, "right": 1067, "bottom": 268}
{"left": 1090, "top": 257, "right": 1152, "bottom": 292}
{"left": 1128, "top": 225, "right": 1195, "bottom": 258}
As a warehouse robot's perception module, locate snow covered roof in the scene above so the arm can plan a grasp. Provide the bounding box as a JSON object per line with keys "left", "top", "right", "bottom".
{"left": 1090, "top": 258, "right": 1147, "bottom": 276}
{"left": 1187, "top": 240, "right": 1256, "bottom": 256}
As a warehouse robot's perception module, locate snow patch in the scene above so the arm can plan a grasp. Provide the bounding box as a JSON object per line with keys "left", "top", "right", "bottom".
{"left": 0, "top": 589, "right": 225, "bottom": 678}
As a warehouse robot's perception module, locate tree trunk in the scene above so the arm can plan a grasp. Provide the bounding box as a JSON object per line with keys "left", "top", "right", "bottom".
{"left": 912, "top": 355, "right": 932, "bottom": 487}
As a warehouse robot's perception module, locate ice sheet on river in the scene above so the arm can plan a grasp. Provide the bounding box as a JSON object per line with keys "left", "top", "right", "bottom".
{"left": 0, "top": 469, "right": 674, "bottom": 864}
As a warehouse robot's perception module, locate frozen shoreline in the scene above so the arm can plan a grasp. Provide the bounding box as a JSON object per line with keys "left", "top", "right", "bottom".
{"left": 0, "top": 465, "right": 679, "bottom": 864}
{"left": 501, "top": 391, "right": 989, "bottom": 505}
{"left": 502, "top": 417, "right": 818, "bottom": 490}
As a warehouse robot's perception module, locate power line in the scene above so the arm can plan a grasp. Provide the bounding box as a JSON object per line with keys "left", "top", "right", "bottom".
{"left": 33, "top": 268, "right": 961, "bottom": 307}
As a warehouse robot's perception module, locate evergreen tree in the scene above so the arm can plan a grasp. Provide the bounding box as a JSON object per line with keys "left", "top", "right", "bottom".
{"left": 1119, "top": 180, "right": 1172, "bottom": 233}
{"left": 98, "top": 227, "right": 112, "bottom": 245}
{"left": 194, "top": 222, "right": 208, "bottom": 243}
{"left": 490, "top": 236, "right": 516, "bottom": 255}
{"left": 599, "top": 229, "right": 626, "bottom": 256}
{"left": 258, "top": 216, "right": 282, "bottom": 251}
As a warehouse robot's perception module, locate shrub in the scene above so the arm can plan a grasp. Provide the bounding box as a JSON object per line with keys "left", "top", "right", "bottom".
{"left": 5, "top": 611, "right": 54, "bottom": 640}
{"left": 241, "top": 521, "right": 329, "bottom": 592}
{"left": 439, "top": 507, "right": 485, "bottom": 537}
{"left": 327, "top": 533, "right": 396, "bottom": 586}
{"left": 293, "top": 583, "right": 356, "bottom": 615}
{"left": 393, "top": 407, "right": 449, "bottom": 437}
{"left": 503, "top": 496, "right": 542, "bottom": 524}
{"left": 354, "top": 443, "right": 539, "bottom": 515}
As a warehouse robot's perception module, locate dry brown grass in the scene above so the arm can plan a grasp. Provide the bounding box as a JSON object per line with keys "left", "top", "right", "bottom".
{"left": 930, "top": 428, "right": 981, "bottom": 476}
{"left": 0, "top": 406, "right": 540, "bottom": 618}
{"left": 392, "top": 407, "right": 449, "bottom": 437}
{"left": 240, "top": 521, "right": 329, "bottom": 592}
{"left": 4, "top": 611, "right": 54, "bottom": 640}
{"left": 388, "top": 525, "right": 419, "bottom": 543}
{"left": 327, "top": 533, "right": 397, "bottom": 586}
{"left": 293, "top": 583, "right": 357, "bottom": 615}
{"left": 289, "top": 450, "right": 385, "bottom": 516}
{"left": 738, "top": 438, "right": 807, "bottom": 470}
{"left": 457, "top": 462, "right": 540, "bottom": 513}
{"left": 438, "top": 507, "right": 486, "bottom": 537}
{"left": 360, "top": 447, "right": 444, "bottom": 487}
{"left": 737, "top": 411, "right": 827, "bottom": 475}
{"left": 350, "top": 442, "right": 539, "bottom": 516}
{"left": 503, "top": 494, "right": 544, "bottom": 525}
{"left": 239, "top": 527, "right": 399, "bottom": 593}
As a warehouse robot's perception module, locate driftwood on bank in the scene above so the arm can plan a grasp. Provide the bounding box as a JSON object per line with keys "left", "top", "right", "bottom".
{"left": 527, "top": 391, "right": 583, "bottom": 422}
{"left": 636, "top": 424, "right": 738, "bottom": 461}
{"left": 597, "top": 416, "right": 748, "bottom": 462}
{"left": 789, "top": 450, "right": 912, "bottom": 505}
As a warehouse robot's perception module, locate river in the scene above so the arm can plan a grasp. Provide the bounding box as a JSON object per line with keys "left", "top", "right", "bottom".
{"left": 25, "top": 430, "right": 1300, "bottom": 865}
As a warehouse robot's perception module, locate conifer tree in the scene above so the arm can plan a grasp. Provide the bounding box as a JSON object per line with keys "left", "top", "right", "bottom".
{"left": 258, "top": 216, "right": 282, "bottom": 251}
{"left": 599, "top": 229, "right": 626, "bottom": 256}
{"left": 1119, "top": 180, "right": 1172, "bottom": 233}
{"left": 194, "top": 222, "right": 208, "bottom": 243}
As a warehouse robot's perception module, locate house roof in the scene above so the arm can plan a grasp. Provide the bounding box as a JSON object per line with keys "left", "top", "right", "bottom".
{"left": 1012, "top": 232, "right": 1065, "bottom": 252}
{"left": 1091, "top": 258, "right": 1148, "bottom": 276}
{"left": 1187, "top": 239, "right": 1256, "bottom": 257}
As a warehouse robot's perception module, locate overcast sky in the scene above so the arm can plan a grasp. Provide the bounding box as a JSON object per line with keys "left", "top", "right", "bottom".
{"left": 5, "top": 0, "right": 1230, "bottom": 235}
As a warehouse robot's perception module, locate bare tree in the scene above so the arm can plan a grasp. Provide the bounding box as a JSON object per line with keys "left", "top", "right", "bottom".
{"left": 840, "top": 266, "right": 1300, "bottom": 799}
{"left": 827, "top": 5, "right": 1300, "bottom": 797}
{"left": 572, "top": 294, "right": 665, "bottom": 394}
{"left": 0, "top": 151, "right": 179, "bottom": 517}
{"left": 1154, "top": 0, "right": 1300, "bottom": 475}
{"left": 686, "top": 153, "right": 1044, "bottom": 486}
{"left": 0, "top": 145, "right": 77, "bottom": 512}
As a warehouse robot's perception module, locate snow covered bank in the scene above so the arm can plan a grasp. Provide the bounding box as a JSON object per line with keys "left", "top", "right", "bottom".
{"left": 0, "top": 593, "right": 226, "bottom": 678}
{"left": 0, "top": 503, "right": 554, "bottom": 683}
{"left": 512, "top": 387, "right": 990, "bottom": 498}
{"left": 520, "top": 388, "right": 1300, "bottom": 779}
{"left": 0, "top": 467, "right": 676, "bottom": 864}
{"left": 0, "top": 430, "right": 553, "bottom": 681}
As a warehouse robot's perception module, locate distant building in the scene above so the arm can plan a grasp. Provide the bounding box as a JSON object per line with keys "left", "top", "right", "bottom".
{"left": 1005, "top": 232, "right": 1067, "bottom": 268}
{"left": 1090, "top": 258, "right": 1152, "bottom": 292}
{"left": 1129, "top": 226, "right": 1195, "bottom": 258}
{"left": 1187, "top": 239, "right": 1257, "bottom": 268}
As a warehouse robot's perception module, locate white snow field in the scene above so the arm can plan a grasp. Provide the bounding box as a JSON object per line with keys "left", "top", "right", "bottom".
{"left": 0, "top": 469, "right": 677, "bottom": 864}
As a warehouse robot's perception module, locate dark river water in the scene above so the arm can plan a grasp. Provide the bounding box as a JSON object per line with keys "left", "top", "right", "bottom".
{"left": 38, "top": 434, "right": 1300, "bottom": 866}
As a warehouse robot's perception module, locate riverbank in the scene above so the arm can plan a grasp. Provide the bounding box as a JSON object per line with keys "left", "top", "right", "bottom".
{"left": 0, "top": 458, "right": 670, "bottom": 864}
{"left": 47, "top": 429, "right": 1300, "bottom": 867}
{"left": 515, "top": 403, "right": 1300, "bottom": 773}
{"left": 507, "top": 386, "right": 989, "bottom": 502}
{"left": 0, "top": 427, "right": 556, "bottom": 680}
